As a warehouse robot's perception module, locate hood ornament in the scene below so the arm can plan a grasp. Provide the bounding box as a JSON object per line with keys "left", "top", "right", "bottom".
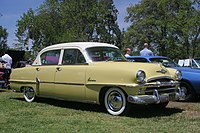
{"left": 156, "top": 64, "right": 167, "bottom": 74}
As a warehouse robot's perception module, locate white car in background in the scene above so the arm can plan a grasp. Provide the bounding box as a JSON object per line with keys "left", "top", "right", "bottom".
{"left": 178, "top": 59, "right": 200, "bottom": 68}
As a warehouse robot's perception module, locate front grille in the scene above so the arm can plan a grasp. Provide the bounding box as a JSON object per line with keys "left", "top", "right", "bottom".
{"left": 145, "top": 77, "right": 177, "bottom": 95}
{"left": 145, "top": 86, "right": 176, "bottom": 95}
{"left": 147, "top": 77, "right": 172, "bottom": 83}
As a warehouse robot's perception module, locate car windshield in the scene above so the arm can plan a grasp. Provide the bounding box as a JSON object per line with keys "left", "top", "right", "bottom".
{"left": 149, "top": 58, "right": 179, "bottom": 67}
{"left": 86, "top": 47, "right": 127, "bottom": 62}
{"left": 194, "top": 59, "right": 200, "bottom": 66}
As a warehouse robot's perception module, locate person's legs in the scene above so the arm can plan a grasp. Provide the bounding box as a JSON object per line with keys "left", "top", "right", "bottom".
{"left": 6, "top": 69, "right": 11, "bottom": 85}
{"left": 2, "top": 69, "right": 11, "bottom": 87}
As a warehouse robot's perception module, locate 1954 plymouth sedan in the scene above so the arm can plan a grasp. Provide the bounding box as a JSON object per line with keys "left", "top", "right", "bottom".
{"left": 10, "top": 42, "right": 182, "bottom": 116}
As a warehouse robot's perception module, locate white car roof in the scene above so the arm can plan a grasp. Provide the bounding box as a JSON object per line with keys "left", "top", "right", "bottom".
{"left": 32, "top": 42, "right": 119, "bottom": 65}
{"left": 41, "top": 42, "right": 118, "bottom": 52}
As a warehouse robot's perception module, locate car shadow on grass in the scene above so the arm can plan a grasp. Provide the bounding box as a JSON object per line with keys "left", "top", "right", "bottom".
{"left": 13, "top": 97, "right": 105, "bottom": 113}
{"left": 12, "top": 97, "right": 184, "bottom": 118}
{"left": 177, "top": 96, "right": 200, "bottom": 103}
{"left": 0, "top": 89, "right": 8, "bottom": 92}
{"left": 127, "top": 104, "right": 184, "bottom": 118}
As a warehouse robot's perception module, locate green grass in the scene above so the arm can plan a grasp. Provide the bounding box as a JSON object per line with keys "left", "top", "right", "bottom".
{"left": 0, "top": 90, "right": 200, "bottom": 133}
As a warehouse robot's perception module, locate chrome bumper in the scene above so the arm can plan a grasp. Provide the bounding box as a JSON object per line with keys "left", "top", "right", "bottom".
{"left": 127, "top": 88, "right": 181, "bottom": 104}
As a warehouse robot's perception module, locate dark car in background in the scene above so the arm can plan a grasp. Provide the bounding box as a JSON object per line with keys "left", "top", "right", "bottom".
{"left": 127, "top": 56, "right": 200, "bottom": 101}
{"left": 12, "top": 60, "right": 32, "bottom": 68}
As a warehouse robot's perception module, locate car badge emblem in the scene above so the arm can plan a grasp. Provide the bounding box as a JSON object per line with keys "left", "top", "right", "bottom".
{"left": 156, "top": 69, "right": 167, "bottom": 74}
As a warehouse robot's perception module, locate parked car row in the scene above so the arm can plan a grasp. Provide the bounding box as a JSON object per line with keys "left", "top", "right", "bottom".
{"left": 10, "top": 42, "right": 183, "bottom": 116}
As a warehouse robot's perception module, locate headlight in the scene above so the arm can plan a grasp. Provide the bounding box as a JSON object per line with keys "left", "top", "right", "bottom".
{"left": 175, "top": 70, "right": 182, "bottom": 80}
{"left": 136, "top": 70, "right": 146, "bottom": 83}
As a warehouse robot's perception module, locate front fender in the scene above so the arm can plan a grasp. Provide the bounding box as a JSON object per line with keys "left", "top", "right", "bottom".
{"left": 181, "top": 72, "right": 200, "bottom": 94}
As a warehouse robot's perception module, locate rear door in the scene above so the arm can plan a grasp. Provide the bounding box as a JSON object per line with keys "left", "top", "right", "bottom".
{"left": 54, "top": 48, "right": 87, "bottom": 100}
{"left": 36, "top": 49, "right": 61, "bottom": 97}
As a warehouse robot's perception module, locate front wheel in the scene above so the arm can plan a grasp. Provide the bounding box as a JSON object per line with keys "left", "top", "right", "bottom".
{"left": 104, "top": 88, "right": 130, "bottom": 116}
{"left": 180, "top": 82, "right": 196, "bottom": 101}
{"left": 24, "top": 87, "right": 36, "bottom": 102}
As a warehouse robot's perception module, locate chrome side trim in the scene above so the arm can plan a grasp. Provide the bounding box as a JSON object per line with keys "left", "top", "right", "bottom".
{"left": 54, "top": 82, "right": 84, "bottom": 86}
{"left": 10, "top": 80, "right": 84, "bottom": 86}
{"left": 10, "top": 80, "right": 36, "bottom": 84}
{"left": 40, "top": 81, "right": 84, "bottom": 86}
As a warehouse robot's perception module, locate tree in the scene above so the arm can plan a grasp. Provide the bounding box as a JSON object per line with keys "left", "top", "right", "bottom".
{"left": 171, "top": 0, "right": 200, "bottom": 58}
{"left": 15, "top": 0, "right": 121, "bottom": 52}
{"left": 124, "top": 0, "right": 200, "bottom": 58}
{"left": 0, "top": 26, "right": 8, "bottom": 50}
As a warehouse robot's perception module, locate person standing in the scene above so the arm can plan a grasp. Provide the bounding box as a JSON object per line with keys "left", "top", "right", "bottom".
{"left": 140, "top": 43, "right": 154, "bottom": 56}
{"left": 124, "top": 48, "right": 132, "bottom": 57}
{"left": 1, "top": 50, "right": 12, "bottom": 86}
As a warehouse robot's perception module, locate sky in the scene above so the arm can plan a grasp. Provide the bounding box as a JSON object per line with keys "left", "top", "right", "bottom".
{"left": 0, "top": 0, "right": 140, "bottom": 48}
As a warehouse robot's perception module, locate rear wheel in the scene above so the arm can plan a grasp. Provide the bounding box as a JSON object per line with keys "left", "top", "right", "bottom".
{"left": 180, "top": 82, "right": 196, "bottom": 101}
{"left": 23, "top": 87, "right": 36, "bottom": 102}
{"left": 104, "top": 88, "right": 130, "bottom": 116}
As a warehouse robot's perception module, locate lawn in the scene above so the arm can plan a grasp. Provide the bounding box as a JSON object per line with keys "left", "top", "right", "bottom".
{"left": 0, "top": 90, "right": 200, "bottom": 133}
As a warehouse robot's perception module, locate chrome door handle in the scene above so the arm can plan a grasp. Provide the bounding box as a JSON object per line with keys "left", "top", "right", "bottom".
{"left": 56, "top": 67, "right": 62, "bottom": 71}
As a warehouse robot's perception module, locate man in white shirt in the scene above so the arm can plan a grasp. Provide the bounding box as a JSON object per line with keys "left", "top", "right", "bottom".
{"left": 140, "top": 43, "right": 154, "bottom": 56}
{"left": 2, "top": 50, "right": 12, "bottom": 86}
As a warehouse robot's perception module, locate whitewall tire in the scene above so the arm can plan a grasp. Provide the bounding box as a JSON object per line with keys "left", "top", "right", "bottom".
{"left": 23, "top": 87, "right": 36, "bottom": 102}
{"left": 104, "top": 88, "right": 130, "bottom": 116}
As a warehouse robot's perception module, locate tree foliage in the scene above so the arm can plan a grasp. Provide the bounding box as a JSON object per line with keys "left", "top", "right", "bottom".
{"left": 0, "top": 25, "right": 8, "bottom": 50}
{"left": 15, "top": 0, "right": 121, "bottom": 52}
{"left": 124, "top": 0, "right": 200, "bottom": 58}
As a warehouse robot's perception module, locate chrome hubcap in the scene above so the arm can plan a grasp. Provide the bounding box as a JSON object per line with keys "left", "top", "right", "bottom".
{"left": 181, "top": 86, "right": 188, "bottom": 98}
{"left": 24, "top": 88, "right": 35, "bottom": 99}
{"left": 107, "top": 91, "right": 123, "bottom": 111}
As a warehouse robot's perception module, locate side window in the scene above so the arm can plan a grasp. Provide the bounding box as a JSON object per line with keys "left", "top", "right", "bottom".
{"left": 62, "top": 49, "right": 86, "bottom": 65}
{"left": 77, "top": 50, "right": 86, "bottom": 64}
{"left": 40, "top": 50, "right": 60, "bottom": 65}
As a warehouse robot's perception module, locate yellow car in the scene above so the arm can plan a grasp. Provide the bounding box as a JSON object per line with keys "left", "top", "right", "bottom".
{"left": 10, "top": 42, "right": 182, "bottom": 116}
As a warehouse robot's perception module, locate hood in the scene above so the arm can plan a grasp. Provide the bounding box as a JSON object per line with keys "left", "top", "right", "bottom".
{"left": 90, "top": 61, "right": 175, "bottom": 80}
{"left": 175, "top": 67, "right": 200, "bottom": 73}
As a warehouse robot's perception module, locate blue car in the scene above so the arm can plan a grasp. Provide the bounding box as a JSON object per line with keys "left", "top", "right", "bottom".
{"left": 127, "top": 56, "right": 200, "bottom": 101}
